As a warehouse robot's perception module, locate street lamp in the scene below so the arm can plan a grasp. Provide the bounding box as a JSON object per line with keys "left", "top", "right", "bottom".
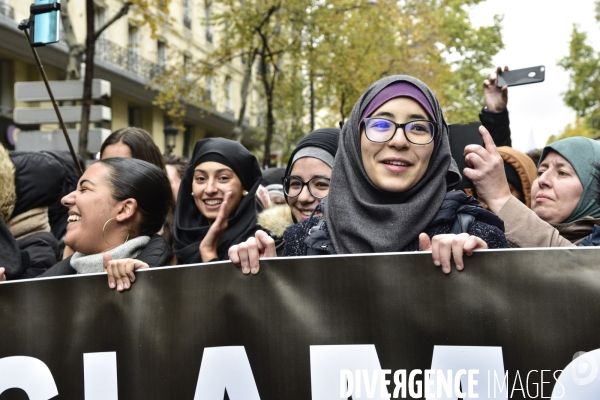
{"left": 163, "top": 123, "right": 178, "bottom": 155}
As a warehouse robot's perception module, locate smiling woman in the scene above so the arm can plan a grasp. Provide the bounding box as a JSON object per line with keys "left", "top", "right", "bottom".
{"left": 254, "top": 128, "right": 339, "bottom": 255}
{"left": 229, "top": 75, "right": 509, "bottom": 275}
{"left": 0, "top": 158, "right": 174, "bottom": 280}
{"left": 172, "top": 138, "right": 262, "bottom": 264}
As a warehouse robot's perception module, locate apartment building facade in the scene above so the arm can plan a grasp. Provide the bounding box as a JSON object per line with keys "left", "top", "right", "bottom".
{"left": 0, "top": 0, "right": 259, "bottom": 157}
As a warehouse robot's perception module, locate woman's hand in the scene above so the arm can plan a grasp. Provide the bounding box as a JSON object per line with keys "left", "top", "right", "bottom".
{"left": 228, "top": 230, "right": 277, "bottom": 275}
{"left": 463, "top": 126, "right": 513, "bottom": 214}
{"left": 256, "top": 184, "right": 272, "bottom": 209}
{"left": 483, "top": 66, "right": 509, "bottom": 113}
{"left": 199, "top": 190, "right": 233, "bottom": 262}
{"left": 0, "top": 267, "right": 5, "bottom": 282}
{"left": 103, "top": 253, "right": 149, "bottom": 292}
{"left": 419, "top": 233, "right": 488, "bottom": 274}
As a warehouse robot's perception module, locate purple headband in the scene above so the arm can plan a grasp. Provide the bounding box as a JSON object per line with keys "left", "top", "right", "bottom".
{"left": 360, "top": 82, "right": 436, "bottom": 128}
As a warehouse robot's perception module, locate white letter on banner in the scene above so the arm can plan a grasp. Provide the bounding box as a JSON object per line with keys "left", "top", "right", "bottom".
{"left": 193, "top": 347, "right": 260, "bottom": 400}
{"left": 311, "top": 345, "right": 388, "bottom": 399}
{"left": 428, "top": 346, "right": 507, "bottom": 399}
{"left": 84, "top": 352, "right": 118, "bottom": 400}
{"left": 0, "top": 356, "right": 58, "bottom": 399}
{"left": 552, "top": 348, "right": 600, "bottom": 399}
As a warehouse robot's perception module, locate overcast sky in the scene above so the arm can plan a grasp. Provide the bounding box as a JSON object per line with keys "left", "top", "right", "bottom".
{"left": 469, "top": 0, "right": 600, "bottom": 152}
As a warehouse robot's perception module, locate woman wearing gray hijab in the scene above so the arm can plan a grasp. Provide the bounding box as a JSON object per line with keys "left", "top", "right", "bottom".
{"left": 229, "top": 75, "right": 508, "bottom": 274}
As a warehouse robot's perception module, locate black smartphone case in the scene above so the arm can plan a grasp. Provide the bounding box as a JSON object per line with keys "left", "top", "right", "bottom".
{"left": 448, "top": 122, "right": 484, "bottom": 190}
{"left": 497, "top": 66, "right": 545, "bottom": 87}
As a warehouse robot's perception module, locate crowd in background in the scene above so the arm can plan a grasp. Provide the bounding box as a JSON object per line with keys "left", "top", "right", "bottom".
{"left": 2, "top": 67, "right": 600, "bottom": 290}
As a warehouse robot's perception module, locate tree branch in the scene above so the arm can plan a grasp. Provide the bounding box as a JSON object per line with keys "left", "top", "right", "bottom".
{"left": 94, "top": 2, "right": 132, "bottom": 42}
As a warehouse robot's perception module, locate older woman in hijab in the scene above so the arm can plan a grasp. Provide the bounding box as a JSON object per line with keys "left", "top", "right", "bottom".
{"left": 173, "top": 137, "right": 262, "bottom": 264}
{"left": 466, "top": 134, "right": 600, "bottom": 247}
{"left": 230, "top": 75, "right": 508, "bottom": 273}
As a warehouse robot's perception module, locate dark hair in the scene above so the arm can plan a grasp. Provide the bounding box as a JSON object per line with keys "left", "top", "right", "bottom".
{"left": 164, "top": 154, "right": 189, "bottom": 179}
{"left": 527, "top": 148, "right": 543, "bottom": 167}
{"left": 100, "top": 127, "right": 166, "bottom": 171}
{"left": 99, "top": 158, "right": 174, "bottom": 237}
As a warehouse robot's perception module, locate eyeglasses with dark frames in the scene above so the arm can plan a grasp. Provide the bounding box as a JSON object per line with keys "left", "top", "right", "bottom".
{"left": 282, "top": 176, "right": 330, "bottom": 199}
{"left": 362, "top": 117, "right": 436, "bottom": 145}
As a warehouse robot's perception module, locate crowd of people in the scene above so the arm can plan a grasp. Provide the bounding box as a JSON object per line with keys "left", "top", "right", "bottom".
{"left": 1, "top": 69, "right": 600, "bottom": 290}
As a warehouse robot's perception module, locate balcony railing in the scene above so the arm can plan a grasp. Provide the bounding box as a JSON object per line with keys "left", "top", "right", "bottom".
{"left": 94, "top": 38, "right": 163, "bottom": 82}
{"left": 0, "top": 2, "right": 14, "bottom": 19}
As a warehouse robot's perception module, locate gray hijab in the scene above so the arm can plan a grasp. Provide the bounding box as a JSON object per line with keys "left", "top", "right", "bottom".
{"left": 325, "top": 75, "right": 460, "bottom": 254}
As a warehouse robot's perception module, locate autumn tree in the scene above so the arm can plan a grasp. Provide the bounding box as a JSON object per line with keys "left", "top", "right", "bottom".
{"left": 547, "top": 116, "right": 597, "bottom": 144}
{"left": 558, "top": 6, "right": 600, "bottom": 138}
{"left": 153, "top": 0, "right": 502, "bottom": 166}
{"left": 307, "top": 0, "right": 503, "bottom": 126}
{"left": 60, "top": 0, "right": 171, "bottom": 159}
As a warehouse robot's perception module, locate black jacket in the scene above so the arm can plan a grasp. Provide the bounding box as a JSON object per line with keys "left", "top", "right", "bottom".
{"left": 39, "top": 234, "right": 172, "bottom": 277}
{"left": 0, "top": 218, "right": 59, "bottom": 279}
{"left": 9, "top": 150, "right": 82, "bottom": 242}
{"left": 479, "top": 108, "right": 511, "bottom": 147}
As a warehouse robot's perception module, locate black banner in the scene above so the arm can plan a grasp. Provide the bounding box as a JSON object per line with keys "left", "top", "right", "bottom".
{"left": 1, "top": 248, "right": 600, "bottom": 399}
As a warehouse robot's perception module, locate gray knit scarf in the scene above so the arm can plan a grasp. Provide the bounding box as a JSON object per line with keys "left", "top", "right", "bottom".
{"left": 326, "top": 75, "right": 461, "bottom": 254}
{"left": 70, "top": 235, "right": 151, "bottom": 274}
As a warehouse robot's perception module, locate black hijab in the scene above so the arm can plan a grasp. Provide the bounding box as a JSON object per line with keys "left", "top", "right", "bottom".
{"left": 173, "top": 138, "right": 262, "bottom": 263}
{"left": 325, "top": 75, "right": 461, "bottom": 254}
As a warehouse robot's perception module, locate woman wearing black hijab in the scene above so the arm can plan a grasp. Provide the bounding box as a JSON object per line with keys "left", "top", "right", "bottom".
{"left": 230, "top": 75, "right": 508, "bottom": 274}
{"left": 173, "top": 138, "right": 262, "bottom": 263}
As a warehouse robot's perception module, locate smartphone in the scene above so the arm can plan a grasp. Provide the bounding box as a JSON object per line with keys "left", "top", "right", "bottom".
{"left": 497, "top": 66, "right": 545, "bottom": 87}
{"left": 30, "top": 0, "right": 61, "bottom": 47}
{"left": 448, "top": 122, "right": 483, "bottom": 190}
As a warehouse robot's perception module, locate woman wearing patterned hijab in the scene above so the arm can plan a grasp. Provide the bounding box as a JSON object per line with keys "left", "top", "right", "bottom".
{"left": 230, "top": 75, "right": 508, "bottom": 273}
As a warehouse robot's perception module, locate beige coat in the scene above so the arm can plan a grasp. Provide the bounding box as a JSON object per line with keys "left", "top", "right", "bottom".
{"left": 498, "top": 196, "right": 600, "bottom": 247}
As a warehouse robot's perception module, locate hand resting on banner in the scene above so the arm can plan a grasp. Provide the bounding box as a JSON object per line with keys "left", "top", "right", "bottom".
{"left": 418, "top": 233, "right": 488, "bottom": 274}
{"left": 103, "top": 253, "right": 148, "bottom": 292}
{"left": 229, "top": 230, "right": 487, "bottom": 275}
{"left": 228, "top": 230, "right": 276, "bottom": 275}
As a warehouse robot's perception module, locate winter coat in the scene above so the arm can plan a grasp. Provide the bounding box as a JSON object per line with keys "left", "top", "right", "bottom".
{"left": 256, "top": 204, "right": 294, "bottom": 256}
{"left": 498, "top": 196, "right": 600, "bottom": 247}
{"left": 579, "top": 225, "right": 600, "bottom": 247}
{"left": 497, "top": 146, "right": 538, "bottom": 208}
{"left": 0, "top": 147, "right": 68, "bottom": 278}
{"left": 39, "top": 234, "right": 172, "bottom": 277}
{"left": 283, "top": 191, "right": 509, "bottom": 256}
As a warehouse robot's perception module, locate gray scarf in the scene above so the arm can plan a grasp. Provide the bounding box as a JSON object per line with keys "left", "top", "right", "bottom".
{"left": 326, "top": 75, "right": 460, "bottom": 254}
{"left": 70, "top": 235, "right": 151, "bottom": 274}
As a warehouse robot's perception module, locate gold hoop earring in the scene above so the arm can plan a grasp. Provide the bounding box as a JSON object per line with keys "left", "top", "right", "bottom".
{"left": 102, "top": 217, "right": 130, "bottom": 246}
